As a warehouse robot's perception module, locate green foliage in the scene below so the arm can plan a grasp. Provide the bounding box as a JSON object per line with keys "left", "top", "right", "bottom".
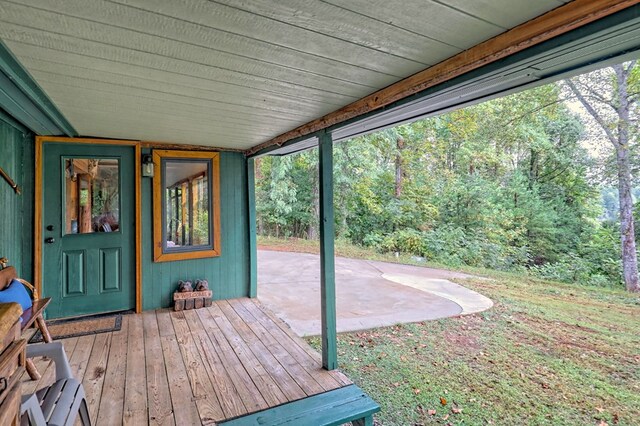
{"left": 193, "top": 210, "right": 209, "bottom": 245}
{"left": 256, "top": 154, "right": 318, "bottom": 238}
{"left": 377, "top": 226, "right": 529, "bottom": 271}
{"left": 255, "top": 82, "right": 635, "bottom": 289}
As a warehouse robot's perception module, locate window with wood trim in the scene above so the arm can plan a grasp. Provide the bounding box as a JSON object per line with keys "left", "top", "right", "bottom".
{"left": 152, "top": 150, "right": 220, "bottom": 262}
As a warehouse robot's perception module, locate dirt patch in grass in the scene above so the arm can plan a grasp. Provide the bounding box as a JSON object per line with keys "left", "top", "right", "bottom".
{"left": 442, "top": 330, "right": 481, "bottom": 351}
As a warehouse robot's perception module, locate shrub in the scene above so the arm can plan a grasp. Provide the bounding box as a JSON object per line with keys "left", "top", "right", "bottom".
{"left": 530, "top": 252, "right": 623, "bottom": 288}
{"left": 362, "top": 233, "right": 384, "bottom": 249}
{"left": 377, "top": 227, "right": 530, "bottom": 270}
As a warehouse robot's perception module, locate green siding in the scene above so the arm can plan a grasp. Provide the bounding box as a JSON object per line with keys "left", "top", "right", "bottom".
{"left": 0, "top": 128, "right": 248, "bottom": 310}
{"left": 141, "top": 150, "right": 250, "bottom": 310}
{"left": 0, "top": 116, "right": 34, "bottom": 281}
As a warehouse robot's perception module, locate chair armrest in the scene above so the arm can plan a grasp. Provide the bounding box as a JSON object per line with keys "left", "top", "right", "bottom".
{"left": 21, "top": 393, "right": 47, "bottom": 424}
{"left": 26, "top": 342, "right": 73, "bottom": 381}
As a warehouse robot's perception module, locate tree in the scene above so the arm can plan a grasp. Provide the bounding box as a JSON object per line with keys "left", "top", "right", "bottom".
{"left": 254, "top": 76, "right": 617, "bottom": 288}
{"left": 565, "top": 61, "right": 640, "bottom": 292}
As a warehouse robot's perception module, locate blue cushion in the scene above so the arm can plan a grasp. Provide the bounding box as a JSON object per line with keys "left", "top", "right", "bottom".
{"left": 0, "top": 279, "right": 32, "bottom": 313}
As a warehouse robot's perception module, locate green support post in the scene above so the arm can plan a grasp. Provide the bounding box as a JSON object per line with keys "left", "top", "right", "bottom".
{"left": 247, "top": 157, "right": 258, "bottom": 298}
{"left": 318, "top": 132, "right": 338, "bottom": 370}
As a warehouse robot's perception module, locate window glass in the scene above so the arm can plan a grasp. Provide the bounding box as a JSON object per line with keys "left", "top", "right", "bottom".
{"left": 163, "top": 159, "right": 211, "bottom": 249}
{"left": 64, "top": 158, "right": 119, "bottom": 234}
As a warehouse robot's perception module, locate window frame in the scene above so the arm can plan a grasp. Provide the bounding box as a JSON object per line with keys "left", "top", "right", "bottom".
{"left": 152, "top": 149, "right": 221, "bottom": 262}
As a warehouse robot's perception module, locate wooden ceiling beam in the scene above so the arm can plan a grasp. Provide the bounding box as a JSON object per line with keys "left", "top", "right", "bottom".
{"left": 245, "top": 0, "right": 640, "bottom": 156}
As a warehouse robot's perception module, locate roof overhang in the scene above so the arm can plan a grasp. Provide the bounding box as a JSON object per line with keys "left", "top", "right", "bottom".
{"left": 0, "top": 1, "right": 638, "bottom": 154}
{"left": 252, "top": 0, "right": 640, "bottom": 157}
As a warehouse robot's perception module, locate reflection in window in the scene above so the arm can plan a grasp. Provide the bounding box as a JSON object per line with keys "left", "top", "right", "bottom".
{"left": 164, "top": 160, "right": 211, "bottom": 249}
{"left": 64, "top": 158, "right": 119, "bottom": 234}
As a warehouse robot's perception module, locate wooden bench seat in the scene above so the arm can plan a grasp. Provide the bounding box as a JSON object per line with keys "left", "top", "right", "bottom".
{"left": 219, "top": 384, "right": 379, "bottom": 426}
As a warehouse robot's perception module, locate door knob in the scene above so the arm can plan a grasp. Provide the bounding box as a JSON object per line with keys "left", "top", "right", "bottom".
{"left": 45, "top": 237, "right": 55, "bottom": 244}
{"left": 46, "top": 225, "right": 54, "bottom": 231}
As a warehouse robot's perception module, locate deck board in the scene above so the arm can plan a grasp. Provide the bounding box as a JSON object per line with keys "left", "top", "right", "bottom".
{"left": 217, "top": 301, "right": 307, "bottom": 401}
{"left": 69, "top": 334, "right": 96, "bottom": 381}
{"left": 237, "top": 298, "right": 344, "bottom": 391}
{"left": 160, "top": 333, "right": 201, "bottom": 425}
{"left": 20, "top": 298, "right": 352, "bottom": 425}
{"left": 142, "top": 311, "right": 175, "bottom": 426}
{"left": 207, "top": 303, "right": 289, "bottom": 407}
{"left": 194, "top": 307, "right": 270, "bottom": 413}
{"left": 124, "top": 313, "right": 148, "bottom": 425}
{"left": 83, "top": 332, "right": 111, "bottom": 424}
{"left": 96, "top": 316, "right": 128, "bottom": 424}
{"left": 227, "top": 299, "right": 326, "bottom": 396}
{"left": 171, "top": 310, "right": 224, "bottom": 424}
{"left": 183, "top": 309, "right": 247, "bottom": 419}
{"left": 251, "top": 299, "right": 353, "bottom": 386}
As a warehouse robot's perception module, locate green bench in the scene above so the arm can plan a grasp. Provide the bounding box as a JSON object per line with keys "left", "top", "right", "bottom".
{"left": 219, "top": 384, "right": 379, "bottom": 426}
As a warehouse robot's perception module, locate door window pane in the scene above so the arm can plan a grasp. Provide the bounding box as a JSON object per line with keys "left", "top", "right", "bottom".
{"left": 64, "top": 158, "right": 119, "bottom": 234}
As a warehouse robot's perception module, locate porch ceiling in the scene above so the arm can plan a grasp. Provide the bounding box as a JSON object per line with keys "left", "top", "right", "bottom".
{"left": 0, "top": 0, "right": 569, "bottom": 150}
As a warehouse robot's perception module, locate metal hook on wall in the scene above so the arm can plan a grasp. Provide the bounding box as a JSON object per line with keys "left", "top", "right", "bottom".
{"left": 0, "top": 166, "right": 21, "bottom": 194}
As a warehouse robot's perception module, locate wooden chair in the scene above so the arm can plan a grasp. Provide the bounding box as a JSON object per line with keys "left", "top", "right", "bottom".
{"left": 0, "top": 263, "right": 52, "bottom": 380}
{"left": 21, "top": 342, "right": 91, "bottom": 426}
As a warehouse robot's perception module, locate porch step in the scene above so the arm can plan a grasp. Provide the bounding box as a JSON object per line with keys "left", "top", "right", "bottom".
{"left": 219, "top": 384, "right": 379, "bottom": 426}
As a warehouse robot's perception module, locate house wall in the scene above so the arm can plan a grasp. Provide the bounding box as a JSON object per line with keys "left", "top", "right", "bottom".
{"left": 0, "top": 115, "right": 34, "bottom": 281}
{"left": 141, "top": 149, "right": 250, "bottom": 310}
{"left": 0, "top": 125, "right": 249, "bottom": 309}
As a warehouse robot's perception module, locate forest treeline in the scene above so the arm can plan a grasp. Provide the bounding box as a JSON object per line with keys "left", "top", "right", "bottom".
{"left": 255, "top": 78, "right": 638, "bottom": 289}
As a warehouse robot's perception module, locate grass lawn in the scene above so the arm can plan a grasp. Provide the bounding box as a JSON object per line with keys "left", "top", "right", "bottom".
{"left": 259, "top": 237, "right": 640, "bottom": 425}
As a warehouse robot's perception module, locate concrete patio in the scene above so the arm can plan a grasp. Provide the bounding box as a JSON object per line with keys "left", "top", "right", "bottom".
{"left": 258, "top": 250, "right": 493, "bottom": 336}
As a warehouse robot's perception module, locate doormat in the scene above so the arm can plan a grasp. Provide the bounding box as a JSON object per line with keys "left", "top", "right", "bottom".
{"left": 29, "top": 312, "right": 125, "bottom": 343}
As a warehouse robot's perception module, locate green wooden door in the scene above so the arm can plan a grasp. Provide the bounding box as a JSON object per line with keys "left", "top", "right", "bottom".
{"left": 42, "top": 143, "right": 135, "bottom": 318}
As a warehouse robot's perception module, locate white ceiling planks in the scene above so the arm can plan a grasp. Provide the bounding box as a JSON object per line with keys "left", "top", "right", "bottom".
{"left": 439, "top": 0, "right": 566, "bottom": 29}
{"left": 20, "top": 55, "right": 323, "bottom": 121}
{"left": 10, "top": 41, "right": 353, "bottom": 109}
{"left": 116, "top": 0, "right": 428, "bottom": 74}
{"left": 320, "top": 0, "right": 504, "bottom": 50}
{"left": 208, "top": 0, "right": 455, "bottom": 65}
{"left": 0, "top": 0, "right": 568, "bottom": 149}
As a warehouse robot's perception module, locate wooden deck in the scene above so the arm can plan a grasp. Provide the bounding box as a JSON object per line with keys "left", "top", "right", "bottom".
{"left": 20, "top": 298, "right": 352, "bottom": 425}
